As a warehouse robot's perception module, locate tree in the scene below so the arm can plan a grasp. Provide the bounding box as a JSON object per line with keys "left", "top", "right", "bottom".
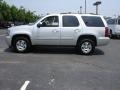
{"left": 2, "top": 1, "right": 12, "bottom": 21}
{"left": 17, "top": 6, "right": 26, "bottom": 22}
{"left": 0, "top": 0, "right": 40, "bottom": 24}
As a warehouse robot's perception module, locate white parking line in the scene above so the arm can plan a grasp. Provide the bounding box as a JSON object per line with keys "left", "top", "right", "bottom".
{"left": 20, "top": 81, "right": 30, "bottom": 90}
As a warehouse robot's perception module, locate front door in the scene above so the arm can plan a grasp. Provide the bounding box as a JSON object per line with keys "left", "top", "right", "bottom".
{"left": 36, "top": 16, "right": 60, "bottom": 45}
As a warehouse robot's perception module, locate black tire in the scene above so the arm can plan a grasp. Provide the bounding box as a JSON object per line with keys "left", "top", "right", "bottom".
{"left": 13, "top": 36, "right": 31, "bottom": 53}
{"left": 76, "top": 39, "right": 95, "bottom": 55}
{"left": 109, "top": 30, "right": 113, "bottom": 39}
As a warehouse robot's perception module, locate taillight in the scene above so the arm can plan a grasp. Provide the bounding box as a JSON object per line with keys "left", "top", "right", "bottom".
{"left": 105, "top": 27, "right": 109, "bottom": 37}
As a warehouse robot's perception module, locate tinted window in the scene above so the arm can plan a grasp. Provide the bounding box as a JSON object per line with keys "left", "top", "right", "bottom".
{"left": 63, "top": 16, "right": 79, "bottom": 27}
{"left": 107, "top": 19, "right": 116, "bottom": 25}
{"left": 41, "top": 16, "right": 59, "bottom": 27}
{"left": 82, "top": 16, "right": 105, "bottom": 27}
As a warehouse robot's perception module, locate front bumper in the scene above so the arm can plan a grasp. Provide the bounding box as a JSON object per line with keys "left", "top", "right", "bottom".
{"left": 97, "top": 37, "right": 110, "bottom": 46}
{"left": 5, "top": 36, "right": 12, "bottom": 47}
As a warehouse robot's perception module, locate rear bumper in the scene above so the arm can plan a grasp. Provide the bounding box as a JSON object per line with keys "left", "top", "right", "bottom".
{"left": 97, "top": 37, "right": 110, "bottom": 46}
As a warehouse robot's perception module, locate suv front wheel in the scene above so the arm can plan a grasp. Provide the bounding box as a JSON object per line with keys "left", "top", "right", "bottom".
{"left": 13, "top": 37, "right": 31, "bottom": 53}
{"left": 77, "top": 39, "right": 95, "bottom": 55}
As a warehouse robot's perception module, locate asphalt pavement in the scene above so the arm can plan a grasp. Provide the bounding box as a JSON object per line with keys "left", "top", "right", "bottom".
{"left": 0, "top": 29, "right": 120, "bottom": 90}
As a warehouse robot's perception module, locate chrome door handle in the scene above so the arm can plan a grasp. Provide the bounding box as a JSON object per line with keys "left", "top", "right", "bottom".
{"left": 74, "top": 29, "right": 80, "bottom": 32}
{"left": 52, "top": 30, "right": 59, "bottom": 33}
{"left": 55, "top": 30, "right": 59, "bottom": 32}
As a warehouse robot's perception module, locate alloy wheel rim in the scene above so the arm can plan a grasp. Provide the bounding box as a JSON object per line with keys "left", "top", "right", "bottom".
{"left": 16, "top": 40, "right": 27, "bottom": 51}
{"left": 81, "top": 41, "right": 92, "bottom": 54}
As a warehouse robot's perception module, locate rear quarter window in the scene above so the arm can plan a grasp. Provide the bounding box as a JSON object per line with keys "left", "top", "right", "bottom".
{"left": 82, "top": 16, "right": 105, "bottom": 27}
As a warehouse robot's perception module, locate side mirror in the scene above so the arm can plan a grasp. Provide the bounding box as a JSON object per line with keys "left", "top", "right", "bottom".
{"left": 37, "top": 23, "right": 42, "bottom": 28}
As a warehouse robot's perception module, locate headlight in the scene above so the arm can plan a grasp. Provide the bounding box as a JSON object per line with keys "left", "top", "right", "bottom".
{"left": 6, "top": 30, "right": 10, "bottom": 36}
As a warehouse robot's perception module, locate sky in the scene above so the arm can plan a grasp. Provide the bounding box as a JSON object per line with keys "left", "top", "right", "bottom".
{"left": 4, "top": 0, "right": 120, "bottom": 17}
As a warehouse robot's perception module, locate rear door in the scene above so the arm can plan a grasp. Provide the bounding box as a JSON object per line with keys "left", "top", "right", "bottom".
{"left": 60, "top": 15, "right": 80, "bottom": 45}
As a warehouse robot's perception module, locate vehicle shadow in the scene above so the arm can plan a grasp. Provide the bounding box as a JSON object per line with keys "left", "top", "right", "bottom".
{"left": 93, "top": 48, "right": 104, "bottom": 55}
{"left": 111, "top": 36, "right": 120, "bottom": 40}
{"left": 4, "top": 47, "right": 104, "bottom": 55}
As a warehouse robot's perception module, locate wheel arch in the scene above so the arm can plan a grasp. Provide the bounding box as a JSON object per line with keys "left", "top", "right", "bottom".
{"left": 76, "top": 35, "right": 97, "bottom": 46}
{"left": 11, "top": 34, "right": 32, "bottom": 46}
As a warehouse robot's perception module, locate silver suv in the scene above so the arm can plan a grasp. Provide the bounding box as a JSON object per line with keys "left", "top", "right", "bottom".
{"left": 107, "top": 18, "right": 120, "bottom": 38}
{"left": 6, "top": 14, "right": 110, "bottom": 55}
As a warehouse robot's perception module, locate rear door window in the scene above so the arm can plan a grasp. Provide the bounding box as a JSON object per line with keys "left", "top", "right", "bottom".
{"left": 82, "top": 16, "right": 105, "bottom": 27}
{"left": 62, "top": 16, "right": 79, "bottom": 27}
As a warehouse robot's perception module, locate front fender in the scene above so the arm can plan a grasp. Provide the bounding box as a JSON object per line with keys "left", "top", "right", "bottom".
{"left": 10, "top": 29, "right": 32, "bottom": 39}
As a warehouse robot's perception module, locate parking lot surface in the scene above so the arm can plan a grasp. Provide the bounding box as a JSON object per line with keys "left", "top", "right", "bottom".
{"left": 0, "top": 29, "right": 120, "bottom": 90}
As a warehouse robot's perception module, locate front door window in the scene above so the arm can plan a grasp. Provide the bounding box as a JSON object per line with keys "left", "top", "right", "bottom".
{"left": 41, "top": 16, "right": 59, "bottom": 27}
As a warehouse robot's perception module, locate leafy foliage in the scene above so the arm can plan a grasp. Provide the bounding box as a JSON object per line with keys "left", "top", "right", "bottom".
{"left": 0, "top": 0, "right": 39, "bottom": 24}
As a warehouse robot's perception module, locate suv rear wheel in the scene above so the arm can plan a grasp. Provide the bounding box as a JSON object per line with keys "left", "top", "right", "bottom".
{"left": 13, "top": 37, "right": 31, "bottom": 53}
{"left": 77, "top": 39, "right": 95, "bottom": 55}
